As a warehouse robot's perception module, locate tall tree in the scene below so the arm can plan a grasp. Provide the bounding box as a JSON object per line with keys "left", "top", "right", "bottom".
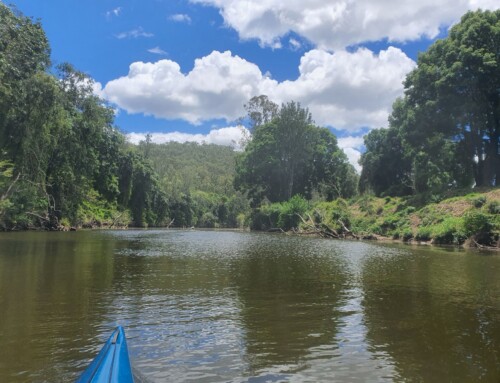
{"left": 403, "top": 9, "right": 499, "bottom": 188}
{"left": 361, "top": 10, "right": 499, "bottom": 196}
{"left": 236, "top": 101, "right": 356, "bottom": 204}
{"left": 242, "top": 95, "right": 279, "bottom": 131}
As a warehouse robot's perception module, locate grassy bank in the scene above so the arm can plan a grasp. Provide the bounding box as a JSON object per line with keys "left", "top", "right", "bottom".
{"left": 252, "top": 189, "right": 500, "bottom": 249}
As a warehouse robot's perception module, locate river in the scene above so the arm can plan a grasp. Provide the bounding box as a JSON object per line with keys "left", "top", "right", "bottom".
{"left": 0, "top": 230, "right": 499, "bottom": 382}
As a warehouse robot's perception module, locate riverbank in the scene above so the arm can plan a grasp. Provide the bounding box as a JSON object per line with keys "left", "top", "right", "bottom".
{"left": 4, "top": 185, "right": 499, "bottom": 251}
{"left": 253, "top": 188, "right": 500, "bottom": 250}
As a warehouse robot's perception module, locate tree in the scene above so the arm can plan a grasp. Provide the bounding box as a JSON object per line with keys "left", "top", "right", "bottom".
{"left": 361, "top": 10, "right": 499, "bottom": 196}
{"left": 311, "top": 127, "right": 358, "bottom": 200}
{"left": 242, "top": 95, "right": 279, "bottom": 131}
{"left": 236, "top": 101, "right": 356, "bottom": 204}
{"left": 403, "top": 10, "right": 499, "bottom": 188}
{"left": 359, "top": 123, "right": 413, "bottom": 196}
{"left": 0, "top": 4, "right": 172, "bottom": 229}
{"left": 0, "top": 3, "right": 51, "bottom": 165}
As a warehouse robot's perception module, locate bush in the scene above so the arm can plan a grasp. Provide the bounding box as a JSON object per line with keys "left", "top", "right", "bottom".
{"left": 251, "top": 195, "right": 308, "bottom": 231}
{"left": 199, "top": 212, "right": 218, "bottom": 228}
{"left": 472, "top": 195, "right": 487, "bottom": 208}
{"left": 415, "top": 226, "right": 432, "bottom": 241}
{"left": 401, "top": 229, "right": 413, "bottom": 242}
{"left": 432, "top": 217, "right": 466, "bottom": 245}
{"left": 277, "top": 195, "right": 308, "bottom": 230}
{"left": 463, "top": 211, "right": 492, "bottom": 236}
{"left": 252, "top": 203, "right": 281, "bottom": 230}
{"left": 487, "top": 200, "right": 500, "bottom": 215}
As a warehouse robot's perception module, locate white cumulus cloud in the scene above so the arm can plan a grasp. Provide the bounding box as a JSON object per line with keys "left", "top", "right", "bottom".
{"left": 270, "top": 47, "right": 416, "bottom": 130}
{"left": 191, "top": 0, "right": 500, "bottom": 50}
{"left": 126, "top": 126, "right": 249, "bottom": 150}
{"left": 337, "top": 136, "right": 365, "bottom": 150}
{"left": 104, "top": 51, "right": 278, "bottom": 124}
{"left": 103, "top": 47, "right": 415, "bottom": 131}
{"left": 342, "top": 147, "right": 362, "bottom": 173}
{"left": 106, "top": 7, "right": 122, "bottom": 19}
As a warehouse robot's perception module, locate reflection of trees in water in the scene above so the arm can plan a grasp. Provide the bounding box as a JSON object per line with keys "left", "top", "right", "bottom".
{"left": 360, "top": 250, "right": 500, "bottom": 382}
{"left": 229, "top": 237, "right": 350, "bottom": 375}
{"left": 0, "top": 231, "right": 117, "bottom": 382}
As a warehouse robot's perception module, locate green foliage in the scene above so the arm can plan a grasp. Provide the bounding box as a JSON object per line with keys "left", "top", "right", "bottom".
{"left": 360, "top": 10, "right": 499, "bottom": 196}
{"left": 242, "top": 95, "right": 279, "bottom": 131}
{"left": 250, "top": 195, "right": 308, "bottom": 231}
{"left": 76, "top": 189, "right": 129, "bottom": 228}
{"left": 139, "top": 141, "right": 237, "bottom": 198}
{"left": 359, "top": 124, "right": 413, "bottom": 196}
{"left": 314, "top": 199, "right": 353, "bottom": 232}
{"left": 462, "top": 211, "right": 492, "bottom": 236}
{"left": 277, "top": 195, "right": 309, "bottom": 230}
{"left": 431, "top": 217, "right": 467, "bottom": 245}
{"left": 236, "top": 100, "right": 357, "bottom": 205}
{"left": 299, "top": 190, "right": 499, "bottom": 247}
{"left": 415, "top": 227, "right": 432, "bottom": 241}
{"left": 134, "top": 140, "right": 250, "bottom": 228}
{"left": 487, "top": 200, "right": 500, "bottom": 215}
{"left": 0, "top": 4, "right": 169, "bottom": 230}
{"left": 472, "top": 196, "right": 487, "bottom": 208}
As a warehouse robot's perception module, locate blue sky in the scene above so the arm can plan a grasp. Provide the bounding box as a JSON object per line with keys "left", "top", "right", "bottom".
{"left": 6, "top": 0, "right": 499, "bottom": 169}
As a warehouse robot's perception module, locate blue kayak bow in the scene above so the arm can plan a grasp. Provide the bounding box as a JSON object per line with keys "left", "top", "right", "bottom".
{"left": 76, "top": 326, "right": 134, "bottom": 383}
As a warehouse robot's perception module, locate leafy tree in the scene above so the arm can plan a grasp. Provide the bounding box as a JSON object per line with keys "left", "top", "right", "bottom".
{"left": 0, "top": 4, "right": 170, "bottom": 229}
{"left": 236, "top": 101, "right": 357, "bottom": 204}
{"left": 311, "top": 127, "right": 359, "bottom": 200}
{"left": 242, "top": 95, "right": 279, "bottom": 131}
{"left": 403, "top": 10, "right": 499, "bottom": 188}
{"left": 359, "top": 124, "right": 413, "bottom": 196}
{"left": 361, "top": 10, "right": 499, "bottom": 196}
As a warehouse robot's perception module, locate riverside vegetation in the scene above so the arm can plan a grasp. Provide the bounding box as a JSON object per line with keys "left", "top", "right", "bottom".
{"left": 0, "top": 5, "right": 498, "bottom": 248}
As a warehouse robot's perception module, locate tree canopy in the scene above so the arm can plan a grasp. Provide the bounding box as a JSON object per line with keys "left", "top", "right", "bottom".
{"left": 0, "top": 4, "right": 168, "bottom": 229}
{"left": 360, "top": 9, "right": 499, "bottom": 196}
{"left": 235, "top": 101, "right": 357, "bottom": 204}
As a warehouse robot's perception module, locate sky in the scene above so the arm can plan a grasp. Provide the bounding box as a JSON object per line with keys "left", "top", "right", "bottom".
{"left": 6, "top": 0, "right": 500, "bottom": 171}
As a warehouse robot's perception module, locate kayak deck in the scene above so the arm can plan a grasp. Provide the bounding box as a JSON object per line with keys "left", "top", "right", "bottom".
{"left": 76, "top": 326, "right": 134, "bottom": 383}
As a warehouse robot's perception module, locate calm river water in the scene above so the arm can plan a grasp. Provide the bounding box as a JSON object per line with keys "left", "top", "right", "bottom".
{"left": 0, "top": 230, "right": 499, "bottom": 382}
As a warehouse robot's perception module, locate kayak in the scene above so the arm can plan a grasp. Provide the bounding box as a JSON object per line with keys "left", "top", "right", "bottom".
{"left": 76, "top": 326, "right": 134, "bottom": 383}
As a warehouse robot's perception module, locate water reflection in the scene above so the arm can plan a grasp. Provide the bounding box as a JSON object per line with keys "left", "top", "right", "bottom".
{"left": 360, "top": 246, "right": 500, "bottom": 382}
{"left": 229, "top": 236, "right": 350, "bottom": 379}
{"left": 1, "top": 231, "right": 499, "bottom": 382}
{"left": 0, "top": 231, "right": 117, "bottom": 382}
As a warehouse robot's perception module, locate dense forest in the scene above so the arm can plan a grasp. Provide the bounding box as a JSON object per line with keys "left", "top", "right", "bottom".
{"left": 0, "top": 4, "right": 498, "bottom": 247}
{"left": 0, "top": 4, "right": 168, "bottom": 229}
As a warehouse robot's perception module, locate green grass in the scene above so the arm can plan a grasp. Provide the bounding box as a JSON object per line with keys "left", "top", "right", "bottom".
{"left": 298, "top": 189, "right": 499, "bottom": 247}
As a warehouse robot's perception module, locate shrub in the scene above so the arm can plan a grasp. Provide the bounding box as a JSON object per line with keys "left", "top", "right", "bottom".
{"left": 463, "top": 211, "right": 492, "bottom": 236}
{"left": 432, "top": 217, "right": 466, "bottom": 245}
{"left": 278, "top": 195, "right": 308, "bottom": 230}
{"left": 401, "top": 229, "right": 413, "bottom": 242}
{"left": 472, "top": 195, "right": 487, "bottom": 208}
{"left": 415, "top": 227, "right": 432, "bottom": 241}
{"left": 487, "top": 200, "right": 500, "bottom": 215}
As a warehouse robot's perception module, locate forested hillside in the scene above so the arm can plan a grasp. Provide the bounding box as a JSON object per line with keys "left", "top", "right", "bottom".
{"left": 136, "top": 141, "right": 250, "bottom": 228}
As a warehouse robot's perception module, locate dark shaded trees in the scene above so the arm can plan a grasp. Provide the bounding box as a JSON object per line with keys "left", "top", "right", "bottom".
{"left": 360, "top": 10, "right": 499, "bottom": 196}
{"left": 404, "top": 9, "right": 499, "bottom": 188}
